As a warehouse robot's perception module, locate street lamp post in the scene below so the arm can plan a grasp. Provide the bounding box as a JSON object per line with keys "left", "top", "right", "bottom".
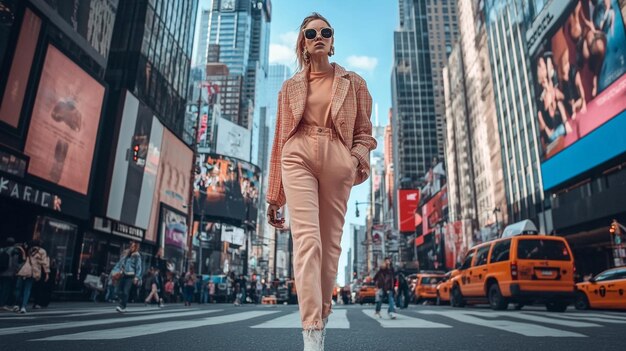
{"left": 493, "top": 207, "right": 501, "bottom": 236}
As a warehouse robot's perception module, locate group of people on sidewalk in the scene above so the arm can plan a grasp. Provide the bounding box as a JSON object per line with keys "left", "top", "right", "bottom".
{"left": 0, "top": 237, "right": 54, "bottom": 314}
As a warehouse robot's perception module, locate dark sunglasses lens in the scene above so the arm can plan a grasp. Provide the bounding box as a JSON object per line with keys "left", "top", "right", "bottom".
{"left": 304, "top": 29, "right": 317, "bottom": 40}
{"left": 321, "top": 28, "right": 333, "bottom": 38}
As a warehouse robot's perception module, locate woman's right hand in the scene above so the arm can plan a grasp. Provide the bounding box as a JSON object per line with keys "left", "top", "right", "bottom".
{"left": 267, "top": 204, "right": 285, "bottom": 229}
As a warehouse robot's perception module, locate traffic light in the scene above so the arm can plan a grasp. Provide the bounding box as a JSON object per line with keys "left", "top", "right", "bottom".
{"left": 610, "top": 220, "right": 617, "bottom": 235}
{"left": 132, "top": 144, "right": 140, "bottom": 162}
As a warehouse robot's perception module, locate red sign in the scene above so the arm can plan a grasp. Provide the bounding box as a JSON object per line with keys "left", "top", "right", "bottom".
{"left": 422, "top": 186, "right": 448, "bottom": 236}
{"left": 398, "top": 189, "right": 420, "bottom": 233}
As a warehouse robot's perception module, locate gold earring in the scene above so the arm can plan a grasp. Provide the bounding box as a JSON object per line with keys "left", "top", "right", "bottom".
{"left": 329, "top": 46, "right": 335, "bottom": 57}
{"left": 303, "top": 49, "right": 310, "bottom": 64}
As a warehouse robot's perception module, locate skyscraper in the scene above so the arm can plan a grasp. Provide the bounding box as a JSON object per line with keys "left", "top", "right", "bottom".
{"left": 194, "top": 8, "right": 211, "bottom": 67}
{"left": 443, "top": 0, "right": 508, "bottom": 248}
{"left": 391, "top": 0, "right": 459, "bottom": 192}
{"left": 484, "top": 0, "right": 548, "bottom": 230}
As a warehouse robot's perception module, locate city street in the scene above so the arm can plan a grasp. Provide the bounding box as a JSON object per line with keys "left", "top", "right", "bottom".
{"left": 0, "top": 303, "right": 624, "bottom": 351}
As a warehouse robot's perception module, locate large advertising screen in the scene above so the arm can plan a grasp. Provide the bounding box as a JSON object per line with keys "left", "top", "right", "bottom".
{"left": 215, "top": 117, "right": 251, "bottom": 162}
{"left": 160, "top": 205, "right": 187, "bottom": 274}
{"left": 107, "top": 91, "right": 162, "bottom": 231}
{"left": 193, "top": 153, "right": 261, "bottom": 225}
{"left": 533, "top": 0, "right": 626, "bottom": 161}
{"left": 397, "top": 189, "right": 420, "bottom": 233}
{"left": 146, "top": 129, "right": 193, "bottom": 243}
{"left": 24, "top": 45, "right": 105, "bottom": 195}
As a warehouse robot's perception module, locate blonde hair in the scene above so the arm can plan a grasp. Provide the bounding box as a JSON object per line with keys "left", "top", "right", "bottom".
{"left": 295, "top": 13, "right": 333, "bottom": 72}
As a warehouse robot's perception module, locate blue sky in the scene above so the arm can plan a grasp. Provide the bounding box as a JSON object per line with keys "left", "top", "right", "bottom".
{"left": 195, "top": 0, "right": 398, "bottom": 285}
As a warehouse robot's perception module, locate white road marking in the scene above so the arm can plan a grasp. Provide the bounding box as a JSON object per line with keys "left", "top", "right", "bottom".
{"left": 460, "top": 311, "right": 600, "bottom": 328}
{"left": 0, "top": 309, "right": 221, "bottom": 336}
{"left": 418, "top": 310, "right": 586, "bottom": 337}
{"left": 527, "top": 313, "right": 626, "bottom": 324}
{"left": 33, "top": 311, "right": 279, "bottom": 341}
{"left": 250, "top": 309, "right": 350, "bottom": 329}
{"left": 363, "top": 310, "right": 452, "bottom": 329}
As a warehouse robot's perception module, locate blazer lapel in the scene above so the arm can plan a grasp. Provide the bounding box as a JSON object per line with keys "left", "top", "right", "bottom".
{"left": 330, "top": 63, "right": 351, "bottom": 138}
{"left": 287, "top": 67, "right": 309, "bottom": 131}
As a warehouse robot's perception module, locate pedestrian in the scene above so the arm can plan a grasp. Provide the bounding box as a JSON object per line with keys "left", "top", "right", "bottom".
{"left": 256, "top": 279, "right": 263, "bottom": 304}
{"left": 144, "top": 267, "right": 164, "bottom": 308}
{"left": 33, "top": 258, "right": 58, "bottom": 308}
{"left": 396, "top": 272, "right": 410, "bottom": 309}
{"left": 13, "top": 240, "right": 50, "bottom": 314}
{"left": 183, "top": 266, "right": 197, "bottom": 306}
{"left": 266, "top": 12, "right": 376, "bottom": 351}
{"left": 164, "top": 277, "right": 175, "bottom": 303}
{"left": 208, "top": 278, "right": 216, "bottom": 304}
{"left": 104, "top": 272, "right": 116, "bottom": 303}
{"left": 233, "top": 280, "right": 242, "bottom": 306}
{"left": 111, "top": 241, "right": 143, "bottom": 313}
{"left": 0, "top": 237, "right": 18, "bottom": 310}
{"left": 373, "top": 257, "right": 396, "bottom": 320}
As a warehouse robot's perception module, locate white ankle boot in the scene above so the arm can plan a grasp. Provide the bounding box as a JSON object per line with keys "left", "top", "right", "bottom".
{"left": 302, "top": 329, "right": 323, "bottom": 351}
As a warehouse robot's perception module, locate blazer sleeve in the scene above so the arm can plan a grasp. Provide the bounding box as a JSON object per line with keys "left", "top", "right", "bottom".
{"left": 266, "top": 89, "right": 287, "bottom": 207}
{"left": 350, "top": 78, "right": 377, "bottom": 185}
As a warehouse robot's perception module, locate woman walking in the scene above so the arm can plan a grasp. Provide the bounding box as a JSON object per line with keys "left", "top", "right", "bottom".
{"left": 266, "top": 13, "right": 376, "bottom": 351}
{"left": 183, "top": 266, "right": 197, "bottom": 306}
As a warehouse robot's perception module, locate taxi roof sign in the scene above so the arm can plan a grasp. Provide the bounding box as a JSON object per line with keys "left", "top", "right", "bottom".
{"left": 500, "top": 219, "right": 540, "bottom": 238}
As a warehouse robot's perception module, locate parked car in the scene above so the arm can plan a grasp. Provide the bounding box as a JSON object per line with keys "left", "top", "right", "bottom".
{"left": 574, "top": 266, "right": 626, "bottom": 310}
{"left": 449, "top": 231, "right": 575, "bottom": 312}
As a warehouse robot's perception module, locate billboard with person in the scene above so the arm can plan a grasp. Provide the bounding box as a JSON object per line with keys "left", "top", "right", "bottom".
{"left": 533, "top": 0, "right": 626, "bottom": 161}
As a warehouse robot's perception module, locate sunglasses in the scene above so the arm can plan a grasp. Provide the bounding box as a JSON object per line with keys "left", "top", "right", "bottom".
{"left": 303, "top": 27, "right": 333, "bottom": 40}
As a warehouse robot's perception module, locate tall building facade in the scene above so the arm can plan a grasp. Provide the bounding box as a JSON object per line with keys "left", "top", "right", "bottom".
{"left": 194, "top": 8, "right": 211, "bottom": 67}
{"left": 483, "top": 0, "right": 549, "bottom": 233}
{"left": 443, "top": 0, "right": 508, "bottom": 250}
{"left": 391, "top": 0, "right": 458, "bottom": 221}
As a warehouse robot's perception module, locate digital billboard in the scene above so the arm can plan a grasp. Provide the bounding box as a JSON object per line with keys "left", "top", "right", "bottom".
{"left": 24, "top": 45, "right": 105, "bottom": 195}
{"left": 215, "top": 117, "right": 251, "bottom": 162}
{"left": 160, "top": 205, "right": 187, "bottom": 273}
{"left": 397, "top": 189, "right": 420, "bottom": 233}
{"left": 193, "top": 153, "right": 261, "bottom": 225}
{"left": 107, "top": 91, "right": 162, "bottom": 230}
{"left": 533, "top": 0, "right": 626, "bottom": 162}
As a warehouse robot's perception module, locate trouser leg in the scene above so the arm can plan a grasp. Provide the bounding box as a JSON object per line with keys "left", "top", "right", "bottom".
{"left": 282, "top": 132, "right": 323, "bottom": 330}
{"left": 318, "top": 137, "right": 354, "bottom": 319}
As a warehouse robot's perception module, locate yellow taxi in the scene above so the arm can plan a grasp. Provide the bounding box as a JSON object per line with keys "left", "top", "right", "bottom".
{"left": 574, "top": 266, "right": 626, "bottom": 310}
{"left": 356, "top": 281, "right": 377, "bottom": 304}
{"left": 449, "top": 228, "right": 575, "bottom": 312}
{"left": 436, "top": 270, "right": 459, "bottom": 305}
{"left": 414, "top": 272, "right": 445, "bottom": 303}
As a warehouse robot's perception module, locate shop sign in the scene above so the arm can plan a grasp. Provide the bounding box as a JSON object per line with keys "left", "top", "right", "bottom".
{"left": 0, "top": 147, "right": 28, "bottom": 178}
{"left": 0, "top": 176, "right": 61, "bottom": 211}
{"left": 93, "top": 216, "right": 144, "bottom": 241}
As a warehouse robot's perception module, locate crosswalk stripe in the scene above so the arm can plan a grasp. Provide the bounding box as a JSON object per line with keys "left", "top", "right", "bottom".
{"left": 32, "top": 311, "right": 280, "bottom": 341}
{"left": 250, "top": 311, "right": 300, "bottom": 328}
{"left": 60, "top": 307, "right": 191, "bottom": 318}
{"left": 418, "top": 310, "right": 586, "bottom": 337}
{"left": 460, "top": 311, "right": 600, "bottom": 328}
{"left": 557, "top": 312, "right": 626, "bottom": 321}
{"left": 525, "top": 312, "right": 626, "bottom": 324}
{"left": 363, "top": 310, "right": 452, "bottom": 329}
{"left": 0, "top": 309, "right": 221, "bottom": 336}
{"left": 250, "top": 309, "right": 350, "bottom": 329}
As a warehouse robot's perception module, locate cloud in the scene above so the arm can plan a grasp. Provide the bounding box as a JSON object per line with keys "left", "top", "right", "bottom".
{"left": 346, "top": 56, "right": 378, "bottom": 73}
{"left": 270, "top": 31, "right": 298, "bottom": 66}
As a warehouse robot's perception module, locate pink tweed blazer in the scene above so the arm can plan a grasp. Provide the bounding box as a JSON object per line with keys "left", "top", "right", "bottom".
{"left": 266, "top": 63, "right": 377, "bottom": 207}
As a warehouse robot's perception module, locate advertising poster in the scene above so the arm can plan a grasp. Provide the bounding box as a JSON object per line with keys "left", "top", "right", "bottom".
{"left": 146, "top": 129, "right": 193, "bottom": 243}
{"left": 0, "top": 8, "right": 41, "bottom": 128}
{"left": 533, "top": 0, "right": 626, "bottom": 160}
{"left": 193, "top": 153, "right": 261, "bottom": 224}
{"left": 397, "top": 189, "right": 420, "bottom": 233}
{"left": 160, "top": 206, "right": 187, "bottom": 273}
{"left": 421, "top": 186, "right": 448, "bottom": 237}
{"left": 215, "top": 117, "right": 252, "bottom": 162}
{"left": 42, "top": 0, "right": 118, "bottom": 58}
{"left": 24, "top": 45, "right": 105, "bottom": 195}
{"left": 107, "top": 91, "right": 162, "bottom": 231}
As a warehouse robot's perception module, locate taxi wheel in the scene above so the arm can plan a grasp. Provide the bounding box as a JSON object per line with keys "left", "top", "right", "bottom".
{"left": 451, "top": 285, "right": 465, "bottom": 308}
{"left": 574, "top": 291, "right": 590, "bottom": 310}
{"left": 488, "top": 284, "right": 508, "bottom": 311}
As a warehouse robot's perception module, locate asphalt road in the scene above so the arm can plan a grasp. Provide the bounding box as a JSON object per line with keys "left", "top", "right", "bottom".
{"left": 0, "top": 302, "right": 624, "bottom": 351}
